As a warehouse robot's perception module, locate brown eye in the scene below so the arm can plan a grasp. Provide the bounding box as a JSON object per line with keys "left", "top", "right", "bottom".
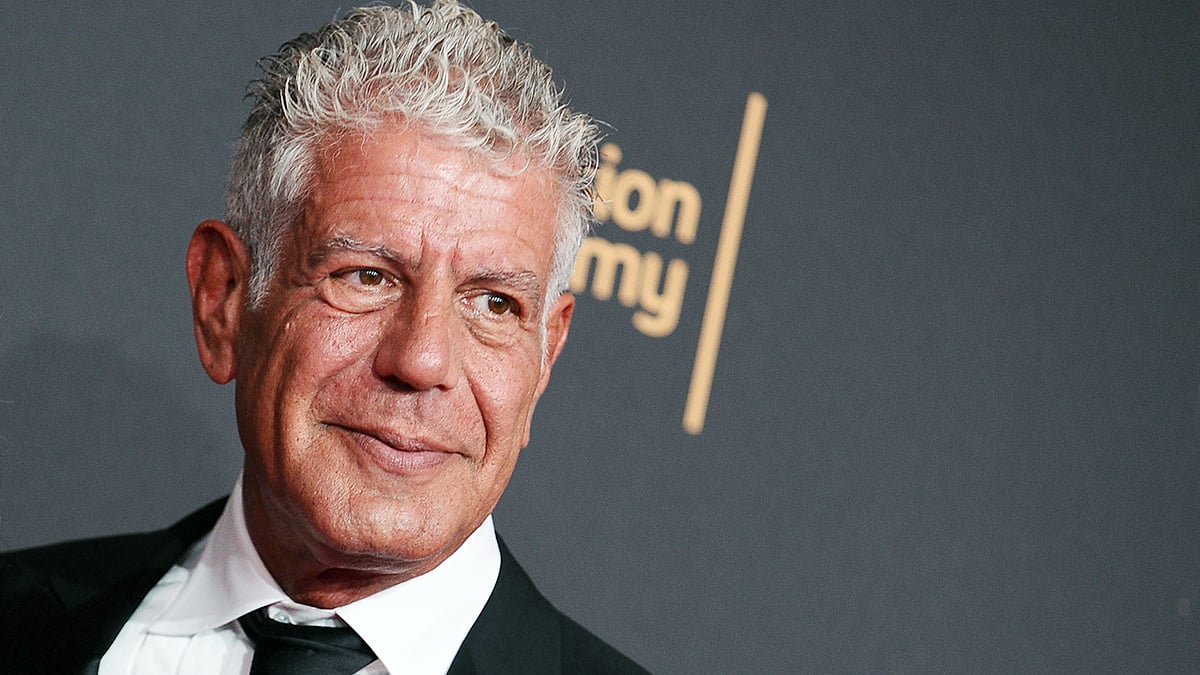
{"left": 486, "top": 294, "right": 513, "bottom": 315}
{"left": 322, "top": 268, "right": 401, "bottom": 314}
{"left": 356, "top": 269, "right": 385, "bottom": 286}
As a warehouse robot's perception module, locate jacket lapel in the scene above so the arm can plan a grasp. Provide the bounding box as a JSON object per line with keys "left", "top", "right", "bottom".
{"left": 47, "top": 500, "right": 228, "bottom": 674}
{"left": 6, "top": 504, "right": 570, "bottom": 674}
{"left": 448, "top": 538, "right": 562, "bottom": 675}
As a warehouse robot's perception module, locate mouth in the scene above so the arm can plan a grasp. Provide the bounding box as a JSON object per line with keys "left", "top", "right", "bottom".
{"left": 330, "top": 423, "right": 459, "bottom": 475}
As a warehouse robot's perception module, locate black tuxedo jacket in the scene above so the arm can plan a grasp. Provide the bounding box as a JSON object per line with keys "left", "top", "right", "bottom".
{"left": 0, "top": 500, "right": 648, "bottom": 674}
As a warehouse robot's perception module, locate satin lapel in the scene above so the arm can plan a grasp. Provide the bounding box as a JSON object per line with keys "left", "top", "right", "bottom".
{"left": 446, "top": 645, "right": 477, "bottom": 675}
{"left": 49, "top": 499, "right": 228, "bottom": 674}
{"left": 450, "top": 538, "right": 562, "bottom": 675}
{"left": 51, "top": 565, "right": 180, "bottom": 673}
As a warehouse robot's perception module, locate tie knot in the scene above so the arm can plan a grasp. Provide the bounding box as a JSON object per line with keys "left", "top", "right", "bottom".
{"left": 239, "top": 607, "right": 378, "bottom": 675}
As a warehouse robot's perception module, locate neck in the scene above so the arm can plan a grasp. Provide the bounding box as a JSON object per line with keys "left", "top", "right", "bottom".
{"left": 274, "top": 567, "right": 413, "bottom": 609}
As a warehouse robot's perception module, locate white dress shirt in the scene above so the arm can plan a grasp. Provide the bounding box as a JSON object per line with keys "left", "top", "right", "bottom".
{"left": 99, "top": 474, "right": 501, "bottom": 675}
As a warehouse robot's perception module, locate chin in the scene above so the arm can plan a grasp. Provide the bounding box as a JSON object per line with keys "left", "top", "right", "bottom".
{"left": 305, "top": 492, "right": 468, "bottom": 572}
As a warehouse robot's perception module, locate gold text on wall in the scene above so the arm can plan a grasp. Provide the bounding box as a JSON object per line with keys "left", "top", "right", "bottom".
{"left": 571, "top": 93, "right": 768, "bottom": 435}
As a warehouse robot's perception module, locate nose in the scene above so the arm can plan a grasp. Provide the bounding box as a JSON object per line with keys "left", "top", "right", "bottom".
{"left": 372, "top": 290, "right": 459, "bottom": 391}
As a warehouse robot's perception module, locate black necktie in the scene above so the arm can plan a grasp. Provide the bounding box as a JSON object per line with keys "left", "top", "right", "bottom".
{"left": 239, "top": 607, "right": 378, "bottom": 675}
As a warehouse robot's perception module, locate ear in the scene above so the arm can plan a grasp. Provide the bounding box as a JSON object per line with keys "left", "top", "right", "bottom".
{"left": 520, "top": 292, "right": 574, "bottom": 447}
{"left": 536, "top": 292, "right": 575, "bottom": 398}
{"left": 186, "top": 220, "right": 250, "bottom": 384}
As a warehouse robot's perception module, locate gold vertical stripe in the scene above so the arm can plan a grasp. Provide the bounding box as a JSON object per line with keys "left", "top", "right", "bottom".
{"left": 683, "top": 92, "right": 768, "bottom": 434}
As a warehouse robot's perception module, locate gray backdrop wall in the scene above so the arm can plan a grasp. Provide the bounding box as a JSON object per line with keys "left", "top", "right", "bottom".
{"left": 2, "top": 1, "right": 1198, "bottom": 672}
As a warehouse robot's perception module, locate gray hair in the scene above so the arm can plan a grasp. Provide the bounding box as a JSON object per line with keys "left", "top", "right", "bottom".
{"left": 225, "top": 0, "right": 600, "bottom": 314}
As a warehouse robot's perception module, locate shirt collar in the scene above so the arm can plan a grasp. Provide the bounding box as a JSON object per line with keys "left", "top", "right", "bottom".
{"left": 149, "top": 474, "right": 289, "bottom": 635}
{"left": 148, "top": 473, "right": 501, "bottom": 674}
{"left": 338, "top": 518, "right": 499, "bottom": 674}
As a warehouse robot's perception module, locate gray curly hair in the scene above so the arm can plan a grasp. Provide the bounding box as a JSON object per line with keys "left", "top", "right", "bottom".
{"left": 225, "top": 0, "right": 600, "bottom": 310}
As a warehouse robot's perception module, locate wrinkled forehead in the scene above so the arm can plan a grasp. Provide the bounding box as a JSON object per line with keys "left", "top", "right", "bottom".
{"left": 301, "top": 119, "right": 565, "bottom": 228}
{"left": 295, "top": 124, "right": 561, "bottom": 267}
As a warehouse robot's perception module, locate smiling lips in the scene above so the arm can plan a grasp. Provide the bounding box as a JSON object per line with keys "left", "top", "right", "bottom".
{"left": 332, "top": 423, "right": 460, "bottom": 474}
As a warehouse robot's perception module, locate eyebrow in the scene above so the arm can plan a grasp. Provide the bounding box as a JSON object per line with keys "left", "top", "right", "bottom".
{"left": 312, "top": 233, "right": 547, "bottom": 313}
{"left": 308, "top": 234, "right": 410, "bottom": 268}
{"left": 471, "top": 270, "right": 546, "bottom": 314}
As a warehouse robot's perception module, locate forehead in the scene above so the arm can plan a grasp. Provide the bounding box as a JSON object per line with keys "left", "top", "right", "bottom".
{"left": 304, "top": 125, "right": 561, "bottom": 247}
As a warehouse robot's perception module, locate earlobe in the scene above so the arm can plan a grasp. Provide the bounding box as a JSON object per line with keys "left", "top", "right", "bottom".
{"left": 186, "top": 220, "right": 250, "bottom": 384}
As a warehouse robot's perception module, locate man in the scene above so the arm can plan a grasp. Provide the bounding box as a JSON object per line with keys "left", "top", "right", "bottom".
{"left": 0, "top": 2, "right": 649, "bottom": 673}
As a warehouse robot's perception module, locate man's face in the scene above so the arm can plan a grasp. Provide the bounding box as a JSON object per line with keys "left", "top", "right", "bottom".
{"left": 189, "top": 124, "right": 572, "bottom": 597}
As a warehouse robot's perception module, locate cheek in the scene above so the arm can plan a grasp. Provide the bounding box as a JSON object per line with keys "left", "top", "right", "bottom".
{"left": 315, "top": 311, "right": 385, "bottom": 361}
{"left": 471, "top": 356, "right": 544, "bottom": 444}
{"left": 259, "top": 312, "right": 384, "bottom": 422}
{"left": 297, "top": 314, "right": 387, "bottom": 390}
